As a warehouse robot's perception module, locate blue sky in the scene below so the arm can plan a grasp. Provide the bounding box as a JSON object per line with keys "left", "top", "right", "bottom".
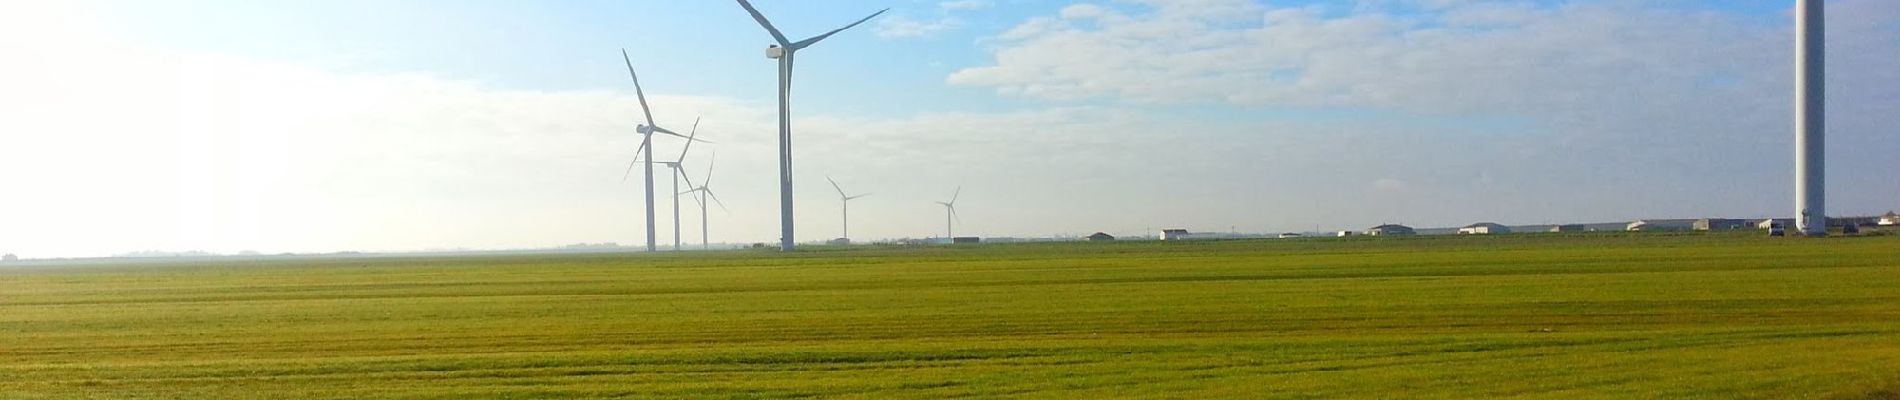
{"left": 87, "top": 0, "right": 1038, "bottom": 115}
{"left": 1, "top": 0, "right": 1895, "bottom": 257}
{"left": 83, "top": 0, "right": 1799, "bottom": 114}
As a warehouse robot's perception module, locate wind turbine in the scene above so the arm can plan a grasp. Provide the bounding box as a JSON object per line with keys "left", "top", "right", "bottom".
{"left": 619, "top": 49, "right": 707, "bottom": 252}
{"left": 651, "top": 118, "right": 708, "bottom": 251}
{"left": 681, "top": 152, "right": 728, "bottom": 250}
{"left": 734, "top": 0, "right": 888, "bottom": 252}
{"left": 935, "top": 186, "right": 961, "bottom": 240}
{"left": 826, "top": 176, "right": 870, "bottom": 241}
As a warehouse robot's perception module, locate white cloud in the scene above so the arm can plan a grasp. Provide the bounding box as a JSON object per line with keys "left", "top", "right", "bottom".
{"left": 951, "top": 1, "right": 1806, "bottom": 115}
{"left": 0, "top": 25, "right": 1603, "bottom": 256}
{"left": 875, "top": 15, "right": 962, "bottom": 39}
{"left": 949, "top": 0, "right": 1900, "bottom": 226}
{"left": 878, "top": 0, "right": 998, "bottom": 40}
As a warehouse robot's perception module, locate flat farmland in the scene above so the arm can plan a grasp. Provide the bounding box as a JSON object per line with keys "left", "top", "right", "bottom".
{"left": 4, "top": 233, "right": 1899, "bottom": 399}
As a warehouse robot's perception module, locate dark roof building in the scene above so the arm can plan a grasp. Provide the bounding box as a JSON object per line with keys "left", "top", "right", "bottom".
{"left": 1628, "top": 219, "right": 1695, "bottom": 231}
{"left": 1458, "top": 222, "right": 1511, "bottom": 235}
{"left": 1086, "top": 232, "right": 1116, "bottom": 241}
{"left": 1548, "top": 224, "right": 1586, "bottom": 233}
{"left": 1694, "top": 218, "right": 1748, "bottom": 231}
{"left": 1366, "top": 224, "right": 1415, "bottom": 236}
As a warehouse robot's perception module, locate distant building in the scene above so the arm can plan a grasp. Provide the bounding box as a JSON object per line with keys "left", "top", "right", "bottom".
{"left": 1627, "top": 219, "right": 1694, "bottom": 231}
{"left": 1336, "top": 230, "right": 1357, "bottom": 237}
{"left": 1830, "top": 216, "right": 1881, "bottom": 227}
{"left": 1278, "top": 233, "right": 1303, "bottom": 238}
{"left": 1458, "top": 222, "right": 1511, "bottom": 235}
{"left": 1756, "top": 218, "right": 1793, "bottom": 230}
{"left": 1548, "top": 224, "right": 1586, "bottom": 233}
{"left": 952, "top": 237, "right": 981, "bottom": 244}
{"left": 1366, "top": 224, "right": 1415, "bottom": 236}
{"left": 1159, "top": 229, "right": 1190, "bottom": 241}
{"left": 1881, "top": 212, "right": 1899, "bottom": 226}
{"left": 827, "top": 238, "right": 852, "bottom": 246}
{"left": 1, "top": 253, "right": 15, "bottom": 262}
{"left": 1086, "top": 232, "right": 1116, "bottom": 241}
{"left": 1693, "top": 218, "right": 1748, "bottom": 231}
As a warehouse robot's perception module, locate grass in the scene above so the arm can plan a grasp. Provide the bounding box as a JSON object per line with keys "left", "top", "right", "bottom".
{"left": 3, "top": 232, "right": 1899, "bottom": 399}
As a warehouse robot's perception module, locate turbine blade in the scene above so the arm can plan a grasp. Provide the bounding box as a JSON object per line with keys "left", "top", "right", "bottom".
{"left": 701, "top": 152, "right": 717, "bottom": 187}
{"left": 652, "top": 125, "right": 713, "bottom": 143}
{"left": 705, "top": 188, "right": 729, "bottom": 213}
{"left": 621, "top": 49, "right": 657, "bottom": 125}
{"left": 846, "top": 193, "right": 870, "bottom": 200}
{"left": 791, "top": 8, "right": 889, "bottom": 49}
{"left": 950, "top": 185, "right": 961, "bottom": 205}
{"left": 678, "top": 166, "right": 698, "bottom": 191}
{"left": 734, "top": 0, "right": 792, "bottom": 46}
{"left": 620, "top": 139, "right": 649, "bottom": 183}
{"left": 827, "top": 176, "right": 846, "bottom": 198}
{"left": 676, "top": 117, "right": 700, "bottom": 163}
{"left": 951, "top": 207, "right": 961, "bottom": 224}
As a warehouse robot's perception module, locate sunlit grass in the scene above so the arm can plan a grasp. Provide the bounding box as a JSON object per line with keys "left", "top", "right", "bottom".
{"left": 4, "top": 233, "right": 1898, "bottom": 398}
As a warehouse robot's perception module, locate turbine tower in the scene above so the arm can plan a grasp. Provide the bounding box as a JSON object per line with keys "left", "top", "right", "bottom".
{"left": 682, "top": 152, "right": 728, "bottom": 250}
{"left": 618, "top": 49, "right": 705, "bottom": 252}
{"left": 935, "top": 186, "right": 961, "bottom": 239}
{"left": 827, "top": 176, "right": 870, "bottom": 241}
{"left": 1794, "top": 0, "right": 1826, "bottom": 236}
{"left": 734, "top": 0, "right": 888, "bottom": 252}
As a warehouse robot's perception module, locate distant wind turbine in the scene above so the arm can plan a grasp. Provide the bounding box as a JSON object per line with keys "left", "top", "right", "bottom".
{"left": 935, "top": 186, "right": 961, "bottom": 239}
{"left": 647, "top": 118, "right": 708, "bottom": 251}
{"left": 826, "top": 176, "right": 870, "bottom": 241}
{"left": 681, "top": 152, "right": 728, "bottom": 250}
{"left": 619, "top": 49, "right": 707, "bottom": 252}
{"left": 733, "top": 0, "right": 888, "bottom": 252}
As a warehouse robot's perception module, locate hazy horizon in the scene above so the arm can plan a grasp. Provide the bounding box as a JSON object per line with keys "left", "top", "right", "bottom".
{"left": 3, "top": 0, "right": 1896, "bottom": 258}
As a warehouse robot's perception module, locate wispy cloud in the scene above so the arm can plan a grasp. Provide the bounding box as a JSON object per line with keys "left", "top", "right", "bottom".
{"left": 875, "top": 15, "right": 961, "bottom": 39}
{"left": 875, "top": 0, "right": 995, "bottom": 40}
{"left": 949, "top": 0, "right": 1900, "bottom": 223}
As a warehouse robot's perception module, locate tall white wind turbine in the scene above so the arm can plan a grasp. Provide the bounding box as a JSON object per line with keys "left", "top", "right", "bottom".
{"left": 733, "top": 0, "right": 887, "bottom": 252}
{"left": 935, "top": 186, "right": 961, "bottom": 239}
{"left": 682, "top": 153, "right": 728, "bottom": 250}
{"left": 826, "top": 176, "right": 870, "bottom": 241}
{"left": 619, "top": 49, "right": 705, "bottom": 252}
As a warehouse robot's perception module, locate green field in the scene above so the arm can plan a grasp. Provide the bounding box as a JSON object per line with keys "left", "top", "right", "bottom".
{"left": 4, "top": 233, "right": 1900, "bottom": 399}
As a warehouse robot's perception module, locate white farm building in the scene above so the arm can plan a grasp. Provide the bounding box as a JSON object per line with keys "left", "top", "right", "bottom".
{"left": 1457, "top": 222, "right": 1511, "bottom": 235}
